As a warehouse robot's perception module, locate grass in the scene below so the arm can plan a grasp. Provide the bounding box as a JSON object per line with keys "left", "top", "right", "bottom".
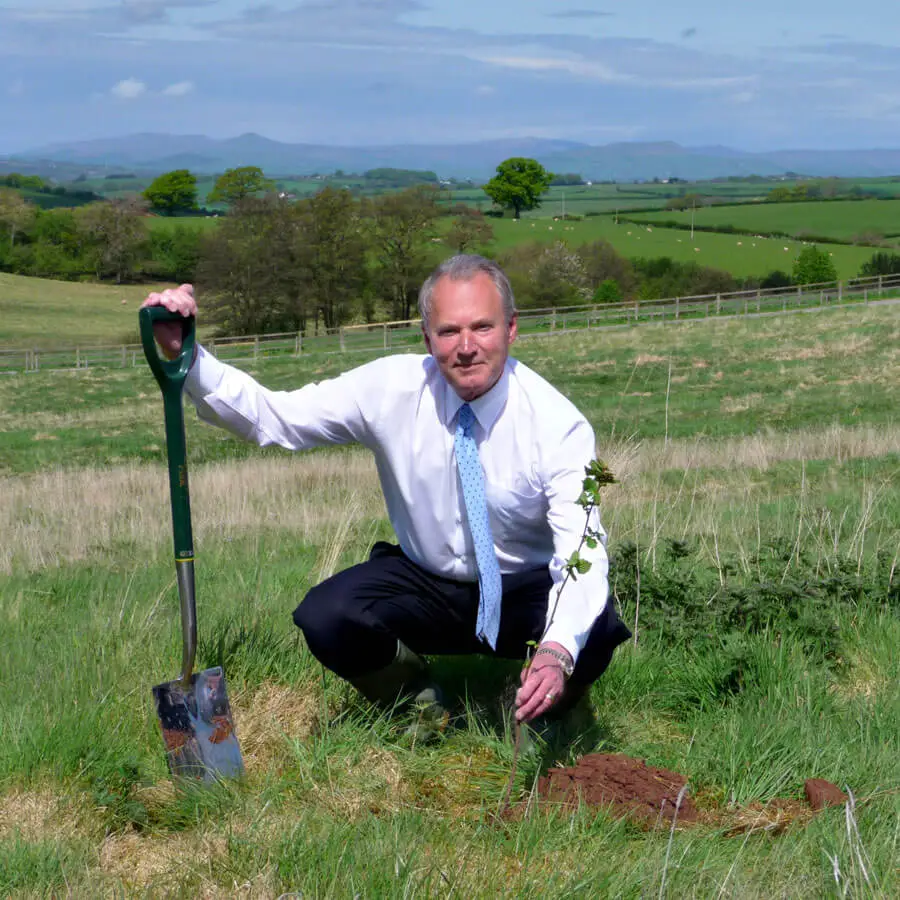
{"left": 488, "top": 217, "right": 877, "bottom": 278}
{"left": 627, "top": 198, "right": 900, "bottom": 244}
{"left": 0, "top": 272, "right": 175, "bottom": 349}
{"left": 1, "top": 297, "right": 899, "bottom": 895}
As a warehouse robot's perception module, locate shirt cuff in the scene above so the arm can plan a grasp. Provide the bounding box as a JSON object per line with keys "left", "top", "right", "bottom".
{"left": 184, "top": 345, "right": 226, "bottom": 401}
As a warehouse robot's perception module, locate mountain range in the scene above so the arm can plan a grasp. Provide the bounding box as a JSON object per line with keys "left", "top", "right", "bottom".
{"left": 6, "top": 134, "right": 900, "bottom": 182}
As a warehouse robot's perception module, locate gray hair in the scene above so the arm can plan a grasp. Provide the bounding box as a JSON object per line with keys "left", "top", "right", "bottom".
{"left": 418, "top": 254, "right": 516, "bottom": 332}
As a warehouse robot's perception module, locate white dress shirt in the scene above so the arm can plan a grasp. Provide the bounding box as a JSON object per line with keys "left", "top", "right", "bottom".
{"left": 185, "top": 347, "right": 610, "bottom": 662}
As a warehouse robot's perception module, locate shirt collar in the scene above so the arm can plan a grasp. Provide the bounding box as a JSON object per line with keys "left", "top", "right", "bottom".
{"left": 445, "top": 360, "right": 511, "bottom": 435}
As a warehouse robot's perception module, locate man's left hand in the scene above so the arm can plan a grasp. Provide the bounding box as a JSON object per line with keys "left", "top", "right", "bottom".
{"left": 515, "top": 642, "right": 573, "bottom": 723}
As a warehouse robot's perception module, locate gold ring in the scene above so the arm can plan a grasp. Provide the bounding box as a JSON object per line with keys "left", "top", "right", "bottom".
{"left": 545, "top": 692, "right": 555, "bottom": 701}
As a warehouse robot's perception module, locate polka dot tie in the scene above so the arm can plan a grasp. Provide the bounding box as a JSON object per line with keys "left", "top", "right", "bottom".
{"left": 455, "top": 403, "right": 502, "bottom": 649}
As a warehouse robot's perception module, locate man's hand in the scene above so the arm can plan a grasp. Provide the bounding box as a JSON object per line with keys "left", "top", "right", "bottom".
{"left": 141, "top": 284, "right": 197, "bottom": 361}
{"left": 515, "top": 641, "right": 573, "bottom": 723}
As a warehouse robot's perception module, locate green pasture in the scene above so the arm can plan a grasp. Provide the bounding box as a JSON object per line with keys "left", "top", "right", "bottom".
{"left": 0, "top": 272, "right": 185, "bottom": 349}
{"left": 1, "top": 302, "right": 899, "bottom": 894}
{"left": 627, "top": 198, "right": 900, "bottom": 243}
{"left": 489, "top": 216, "right": 875, "bottom": 278}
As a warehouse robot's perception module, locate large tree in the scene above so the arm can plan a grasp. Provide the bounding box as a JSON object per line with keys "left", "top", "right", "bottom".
{"left": 482, "top": 157, "right": 553, "bottom": 219}
{"left": 143, "top": 169, "right": 198, "bottom": 216}
{"left": 294, "top": 186, "right": 368, "bottom": 330}
{"left": 197, "top": 195, "right": 297, "bottom": 335}
{"left": 368, "top": 185, "right": 440, "bottom": 320}
{"left": 76, "top": 198, "right": 148, "bottom": 283}
{"left": 0, "top": 187, "right": 35, "bottom": 249}
{"left": 207, "top": 166, "right": 274, "bottom": 208}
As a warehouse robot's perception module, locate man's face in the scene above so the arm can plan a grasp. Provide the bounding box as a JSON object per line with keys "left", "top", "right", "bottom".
{"left": 422, "top": 272, "right": 518, "bottom": 402}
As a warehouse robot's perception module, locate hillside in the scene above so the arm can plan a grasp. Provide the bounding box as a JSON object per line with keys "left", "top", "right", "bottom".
{"left": 7, "top": 134, "right": 900, "bottom": 181}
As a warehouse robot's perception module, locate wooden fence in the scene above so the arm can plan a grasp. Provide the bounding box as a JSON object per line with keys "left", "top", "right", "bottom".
{"left": 3, "top": 273, "right": 899, "bottom": 374}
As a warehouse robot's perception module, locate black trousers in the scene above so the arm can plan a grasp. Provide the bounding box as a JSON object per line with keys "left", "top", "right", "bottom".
{"left": 293, "top": 542, "right": 631, "bottom": 687}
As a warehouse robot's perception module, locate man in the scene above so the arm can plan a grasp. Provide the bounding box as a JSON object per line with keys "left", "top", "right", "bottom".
{"left": 143, "top": 254, "right": 630, "bottom": 729}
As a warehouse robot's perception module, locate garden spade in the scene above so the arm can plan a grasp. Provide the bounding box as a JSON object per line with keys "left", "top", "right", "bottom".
{"left": 139, "top": 306, "right": 244, "bottom": 781}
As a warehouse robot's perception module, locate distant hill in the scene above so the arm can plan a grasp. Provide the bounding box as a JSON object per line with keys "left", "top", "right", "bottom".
{"left": 6, "top": 133, "right": 900, "bottom": 181}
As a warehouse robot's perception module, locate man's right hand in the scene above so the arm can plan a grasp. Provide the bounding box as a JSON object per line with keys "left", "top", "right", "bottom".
{"left": 141, "top": 284, "right": 197, "bottom": 360}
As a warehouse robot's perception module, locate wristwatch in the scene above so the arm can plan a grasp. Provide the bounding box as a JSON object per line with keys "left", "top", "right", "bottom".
{"left": 533, "top": 647, "right": 575, "bottom": 677}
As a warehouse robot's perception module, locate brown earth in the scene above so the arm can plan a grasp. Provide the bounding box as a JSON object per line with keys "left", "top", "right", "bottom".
{"left": 531, "top": 754, "right": 847, "bottom": 831}
{"left": 536, "top": 754, "right": 697, "bottom": 825}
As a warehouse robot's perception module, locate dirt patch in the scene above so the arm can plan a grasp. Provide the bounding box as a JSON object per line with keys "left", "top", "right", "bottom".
{"left": 536, "top": 754, "right": 697, "bottom": 826}
{"left": 526, "top": 754, "right": 847, "bottom": 833}
{"left": 805, "top": 778, "right": 847, "bottom": 811}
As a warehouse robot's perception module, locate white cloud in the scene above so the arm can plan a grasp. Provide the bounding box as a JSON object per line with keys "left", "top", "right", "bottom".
{"left": 474, "top": 84, "right": 495, "bottom": 95}
{"left": 111, "top": 77, "right": 147, "bottom": 99}
{"left": 477, "top": 54, "right": 631, "bottom": 83}
{"left": 163, "top": 80, "right": 194, "bottom": 96}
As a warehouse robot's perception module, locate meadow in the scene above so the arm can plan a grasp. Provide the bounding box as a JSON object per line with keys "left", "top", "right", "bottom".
{"left": 0, "top": 273, "right": 177, "bottom": 348}
{"left": 1, "top": 300, "right": 898, "bottom": 896}
{"left": 488, "top": 217, "right": 875, "bottom": 279}
{"left": 626, "top": 199, "right": 900, "bottom": 244}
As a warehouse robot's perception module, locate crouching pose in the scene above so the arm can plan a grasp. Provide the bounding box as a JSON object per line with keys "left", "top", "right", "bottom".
{"left": 143, "top": 255, "right": 630, "bottom": 732}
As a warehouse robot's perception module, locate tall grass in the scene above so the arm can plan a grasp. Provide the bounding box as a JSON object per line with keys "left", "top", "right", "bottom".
{"left": 1, "top": 304, "right": 898, "bottom": 895}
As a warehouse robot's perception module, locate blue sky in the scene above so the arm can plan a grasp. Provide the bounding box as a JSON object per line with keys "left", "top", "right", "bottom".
{"left": 1, "top": 1, "right": 899, "bottom": 154}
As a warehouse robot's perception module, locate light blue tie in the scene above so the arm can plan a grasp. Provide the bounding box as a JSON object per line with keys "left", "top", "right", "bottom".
{"left": 455, "top": 403, "right": 502, "bottom": 649}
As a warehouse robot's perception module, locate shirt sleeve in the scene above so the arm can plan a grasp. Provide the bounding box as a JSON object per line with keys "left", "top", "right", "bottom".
{"left": 183, "top": 345, "right": 373, "bottom": 450}
{"left": 539, "top": 417, "right": 610, "bottom": 664}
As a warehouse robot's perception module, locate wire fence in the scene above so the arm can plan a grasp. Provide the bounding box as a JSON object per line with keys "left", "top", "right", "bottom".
{"left": 3, "top": 273, "right": 899, "bottom": 374}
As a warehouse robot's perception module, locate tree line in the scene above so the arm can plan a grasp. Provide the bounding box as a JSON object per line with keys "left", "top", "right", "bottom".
{"left": 2, "top": 167, "right": 899, "bottom": 338}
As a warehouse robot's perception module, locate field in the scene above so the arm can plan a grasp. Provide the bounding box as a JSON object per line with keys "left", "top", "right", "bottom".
{"left": 0, "top": 273, "right": 178, "bottom": 348}
{"left": 1, "top": 301, "right": 898, "bottom": 896}
{"left": 627, "top": 199, "right": 900, "bottom": 244}
{"left": 488, "top": 217, "right": 876, "bottom": 279}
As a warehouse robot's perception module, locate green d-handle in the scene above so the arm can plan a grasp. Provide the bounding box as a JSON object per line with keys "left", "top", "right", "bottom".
{"left": 139, "top": 306, "right": 198, "bottom": 684}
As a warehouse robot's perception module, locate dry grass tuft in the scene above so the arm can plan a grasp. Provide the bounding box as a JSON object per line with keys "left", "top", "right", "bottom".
{"left": 0, "top": 788, "right": 86, "bottom": 842}
{"left": 98, "top": 831, "right": 228, "bottom": 891}
{"left": 232, "top": 681, "right": 320, "bottom": 771}
{"left": 706, "top": 799, "right": 816, "bottom": 837}
{"left": 634, "top": 353, "right": 667, "bottom": 365}
{"left": 312, "top": 746, "right": 407, "bottom": 818}
{"left": 720, "top": 392, "right": 764, "bottom": 414}
{"left": 1, "top": 451, "right": 383, "bottom": 574}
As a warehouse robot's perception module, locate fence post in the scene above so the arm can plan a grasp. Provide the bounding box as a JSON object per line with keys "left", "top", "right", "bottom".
{"left": 551, "top": 310, "right": 557, "bottom": 331}
{"left": 838, "top": 281, "right": 843, "bottom": 303}
{"left": 864, "top": 287, "right": 868, "bottom": 304}
{"left": 121, "top": 345, "right": 127, "bottom": 368}
{"left": 295, "top": 332, "right": 303, "bottom": 356}
{"left": 339, "top": 327, "right": 346, "bottom": 352}
{"left": 634, "top": 301, "right": 639, "bottom": 323}
{"left": 384, "top": 323, "right": 389, "bottom": 350}
{"left": 254, "top": 336, "right": 260, "bottom": 360}
{"left": 76, "top": 347, "right": 80, "bottom": 368}
{"left": 744, "top": 295, "right": 748, "bottom": 316}
{"left": 675, "top": 297, "right": 680, "bottom": 319}
{"left": 878, "top": 275, "right": 883, "bottom": 293}
{"left": 716, "top": 293, "right": 721, "bottom": 315}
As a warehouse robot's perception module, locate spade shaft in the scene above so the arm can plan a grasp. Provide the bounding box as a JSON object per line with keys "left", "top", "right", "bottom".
{"left": 139, "top": 306, "right": 243, "bottom": 781}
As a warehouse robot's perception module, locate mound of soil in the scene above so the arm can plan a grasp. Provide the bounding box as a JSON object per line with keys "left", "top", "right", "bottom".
{"left": 529, "top": 754, "right": 848, "bottom": 832}
{"left": 536, "top": 753, "right": 698, "bottom": 825}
